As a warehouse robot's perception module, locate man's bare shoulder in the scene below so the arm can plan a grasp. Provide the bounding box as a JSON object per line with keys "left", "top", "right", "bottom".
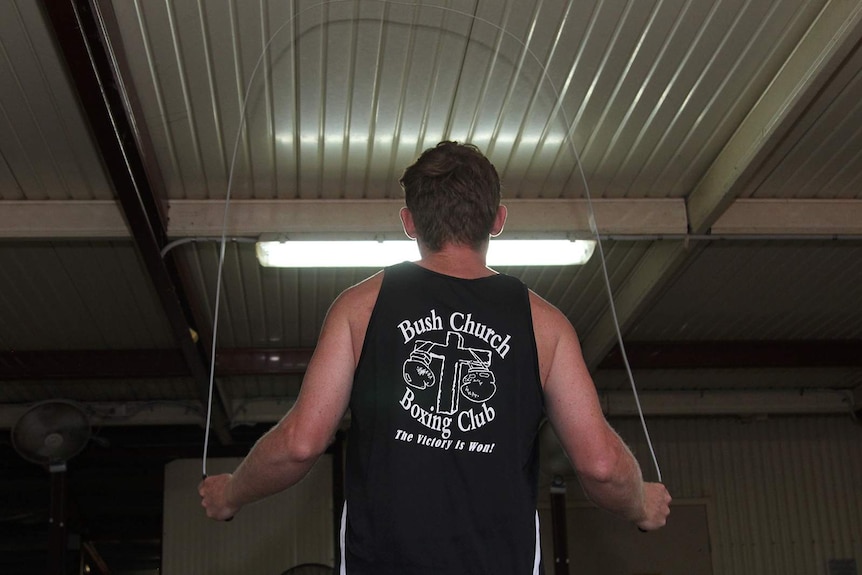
{"left": 528, "top": 289, "right": 571, "bottom": 334}
{"left": 315, "top": 271, "right": 385, "bottom": 363}
{"left": 528, "top": 289, "right": 579, "bottom": 385}
{"left": 327, "top": 270, "right": 385, "bottom": 334}
{"left": 336, "top": 270, "right": 384, "bottom": 308}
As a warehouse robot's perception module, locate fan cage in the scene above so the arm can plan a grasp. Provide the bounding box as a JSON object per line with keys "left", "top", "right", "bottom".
{"left": 10, "top": 399, "right": 92, "bottom": 467}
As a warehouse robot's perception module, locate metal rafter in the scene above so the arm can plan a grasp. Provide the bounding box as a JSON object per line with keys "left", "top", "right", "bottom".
{"left": 580, "top": 240, "right": 695, "bottom": 368}
{"left": 2, "top": 343, "right": 859, "bottom": 381}
{"left": 580, "top": 1, "right": 862, "bottom": 368}
{"left": 686, "top": 1, "right": 862, "bottom": 234}
{"left": 0, "top": 348, "right": 314, "bottom": 379}
{"left": 599, "top": 341, "right": 862, "bottom": 370}
{"left": 39, "top": 0, "right": 232, "bottom": 444}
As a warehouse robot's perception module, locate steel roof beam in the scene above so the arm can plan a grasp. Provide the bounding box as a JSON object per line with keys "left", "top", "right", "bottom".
{"left": 2, "top": 343, "right": 858, "bottom": 381}
{"left": 580, "top": 240, "right": 695, "bottom": 368}
{"left": 0, "top": 348, "right": 314, "bottom": 380}
{"left": 580, "top": 2, "right": 862, "bottom": 368}
{"left": 599, "top": 340, "right": 862, "bottom": 370}
{"left": 6, "top": 198, "right": 862, "bottom": 239}
{"left": 40, "top": 0, "right": 232, "bottom": 444}
{"left": 686, "top": 0, "right": 862, "bottom": 234}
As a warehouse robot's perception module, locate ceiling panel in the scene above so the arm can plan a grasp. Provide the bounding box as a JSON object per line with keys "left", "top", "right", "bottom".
{"left": 178, "top": 241, "right": 372, "bottom": 348}
{"left": 628, "top": 240, "right": 862, "bottom": 342}
{"left": 742, "top": 37, "right": 862, "bottom": 200}
{"left": 0, "top": 0, "right": 112, "bottom": 201}
{"left": 106, "top": 0, "right": 831, "bottom": 207}
{"left": 587, "top": 0, "right": 830, "bottom": 199}
{"left": 0, "top": 241, "right": 176, "bottom": 350}
{"left": 1, "top": 0, "right": 862, "bottom": 571}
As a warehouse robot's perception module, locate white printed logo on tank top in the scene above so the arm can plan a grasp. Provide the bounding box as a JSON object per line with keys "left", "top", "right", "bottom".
{"left": 392, "top": 307, "right": 513, "bottom": 454}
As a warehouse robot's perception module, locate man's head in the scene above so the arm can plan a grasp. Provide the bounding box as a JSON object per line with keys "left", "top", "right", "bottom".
{"left": 399, "top": 141, "right": 502, "bottom": 252}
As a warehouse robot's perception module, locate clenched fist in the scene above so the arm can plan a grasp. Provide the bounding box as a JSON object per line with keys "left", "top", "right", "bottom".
{"left": 198, "top": 473, "right": 239, "bottom": 521}
{"left": 635, "top": 482, "right": 671, "bottom": 531}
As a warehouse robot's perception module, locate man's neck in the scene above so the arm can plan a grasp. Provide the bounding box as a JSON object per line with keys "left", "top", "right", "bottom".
{"left": 414, "top": 243, "right": 496, "bottom": 279}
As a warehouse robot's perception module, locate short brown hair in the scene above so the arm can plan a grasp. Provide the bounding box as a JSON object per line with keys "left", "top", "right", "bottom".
{"left": 399, "top": 141, "right": 501, "bottom": 251}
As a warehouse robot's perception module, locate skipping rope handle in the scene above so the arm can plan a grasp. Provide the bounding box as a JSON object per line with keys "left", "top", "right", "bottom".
{"left": 202, "top": 473, "right": 234, "bottom": 522}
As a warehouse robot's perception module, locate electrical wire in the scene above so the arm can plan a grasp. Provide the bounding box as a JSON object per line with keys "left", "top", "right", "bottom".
{"left": 200, "top": 0, "right": 661, "bottom": 483}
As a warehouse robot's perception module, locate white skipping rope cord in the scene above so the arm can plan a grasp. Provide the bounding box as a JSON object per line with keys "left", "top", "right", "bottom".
{"left": 200, "top": 0, "right": 661, "bottom": 483}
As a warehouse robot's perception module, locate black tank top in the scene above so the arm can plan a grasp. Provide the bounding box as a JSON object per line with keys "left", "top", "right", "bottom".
{"left": 340, "top": 262, "right": 545, "bottom": 574}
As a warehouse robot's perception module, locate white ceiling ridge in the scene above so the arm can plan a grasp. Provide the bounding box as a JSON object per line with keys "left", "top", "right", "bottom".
{"left": 684, "top": 0, "right": 862, "bottom": 234}
{"left": 709, "top": 198, "right": 862, "bottom": 236}
{"left": 4, "top": 198, "right": 862, "bottom": 239}
{"left": 0, "top": 199, "right": 128, "bottom": 238}
{"left": 167, "top": 197, "right": 690, "bottom": 237}
{"left": 578, "top": 3, "right": 862, "bottom": 374}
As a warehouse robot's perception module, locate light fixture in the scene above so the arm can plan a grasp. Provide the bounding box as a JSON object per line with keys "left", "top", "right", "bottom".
{"left": 256, "top": 238, "right": 595, "bottom": 267}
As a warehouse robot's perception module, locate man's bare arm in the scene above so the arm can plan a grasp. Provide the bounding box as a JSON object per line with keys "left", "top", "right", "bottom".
{"left": 199, "top": 281, "right": 374, "bottom": 520}
{"left": 531, "top": 292, "right": 670, "bottom": 530}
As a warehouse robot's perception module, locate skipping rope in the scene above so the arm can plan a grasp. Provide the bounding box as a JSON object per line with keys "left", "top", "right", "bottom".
{"left": 198, "top": 0, "right": 662, "bottom": 484}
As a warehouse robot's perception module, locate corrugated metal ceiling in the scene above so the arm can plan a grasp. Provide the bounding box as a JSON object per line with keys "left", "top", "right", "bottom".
{"left": 105, "top": 0, "right": 830, "bottom": 201}
{"left": 0, "top": 241, "right": 174, "bottom": 350}
{"left": 629, "top": 240, "right": 862, "bottom": 341}
{"left": 0, "top": 0, "right": 111, "bottom": 201}
{"left": 0, "top": 0, "right": 859, "bottom": 409}
{"left": 3, "top": 1, "right": 862, "bottom": 570}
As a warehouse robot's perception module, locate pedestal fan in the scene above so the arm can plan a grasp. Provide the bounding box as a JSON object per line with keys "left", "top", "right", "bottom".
{"left": 11, "top": 399, "right": 92, "bottom": 470}
{"left": 11, "top": 399, "right": 92, "bottom": 573}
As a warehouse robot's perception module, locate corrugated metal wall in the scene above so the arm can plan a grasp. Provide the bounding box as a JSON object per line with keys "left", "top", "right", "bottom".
{"left": 549, "top": 415, "right": 862, "bottom": 575}
{"left": 163, "top": 457, "right": 334, "bottom": 574}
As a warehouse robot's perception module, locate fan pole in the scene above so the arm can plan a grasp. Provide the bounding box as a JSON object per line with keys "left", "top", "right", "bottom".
{"left": 48, "top": 468, "right": 68, "bottom": 575}
{"left": 550, "top": 476, "right": 570, "bottom": 575}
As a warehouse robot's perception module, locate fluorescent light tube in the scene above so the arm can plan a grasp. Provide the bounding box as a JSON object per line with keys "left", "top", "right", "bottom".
{"left": 488, "top": 239, "right": 595, "bottom": 266}
{"left": 256, "top": 239, "right": 595, "bottom": 268}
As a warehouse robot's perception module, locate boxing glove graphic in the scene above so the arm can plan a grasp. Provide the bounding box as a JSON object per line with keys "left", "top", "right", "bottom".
{"left": 403, "top": 351, "right": 435, "bottom": 389}
{"left": 460, "top": 364, "right": 496, "bottom": 403}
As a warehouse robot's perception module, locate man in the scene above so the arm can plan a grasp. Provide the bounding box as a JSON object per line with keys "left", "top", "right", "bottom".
{"left": 200, "top": 141, "right": 671, "bottom": 573}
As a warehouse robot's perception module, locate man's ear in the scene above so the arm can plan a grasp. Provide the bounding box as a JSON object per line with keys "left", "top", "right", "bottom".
{"left": 400, "top": 207, "right": 417, "bottom": 239}
{"left": 490, "top": 205, "right": 507, "bottom": 237}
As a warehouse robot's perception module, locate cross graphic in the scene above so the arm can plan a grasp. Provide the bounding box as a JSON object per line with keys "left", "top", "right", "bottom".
{"left": 415, "top": 331, "right": 492, "bottom": 415}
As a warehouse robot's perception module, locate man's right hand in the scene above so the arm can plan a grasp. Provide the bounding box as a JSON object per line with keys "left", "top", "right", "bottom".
{"left": 199, "top": 473, "right": 239, "bottom": 521}
{"left": 636, "top": 482, "right": 672, "bottom": 531}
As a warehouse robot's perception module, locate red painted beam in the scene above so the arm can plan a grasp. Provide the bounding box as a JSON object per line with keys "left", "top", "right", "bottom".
{"left": 0, "top": 349, "right": 313, "bottom": 380}
{"left": 3, "top": 341, "right": 860, "bottom": 382}
{"left": 599, "top": 340, "right": 862, "bottom": 369}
